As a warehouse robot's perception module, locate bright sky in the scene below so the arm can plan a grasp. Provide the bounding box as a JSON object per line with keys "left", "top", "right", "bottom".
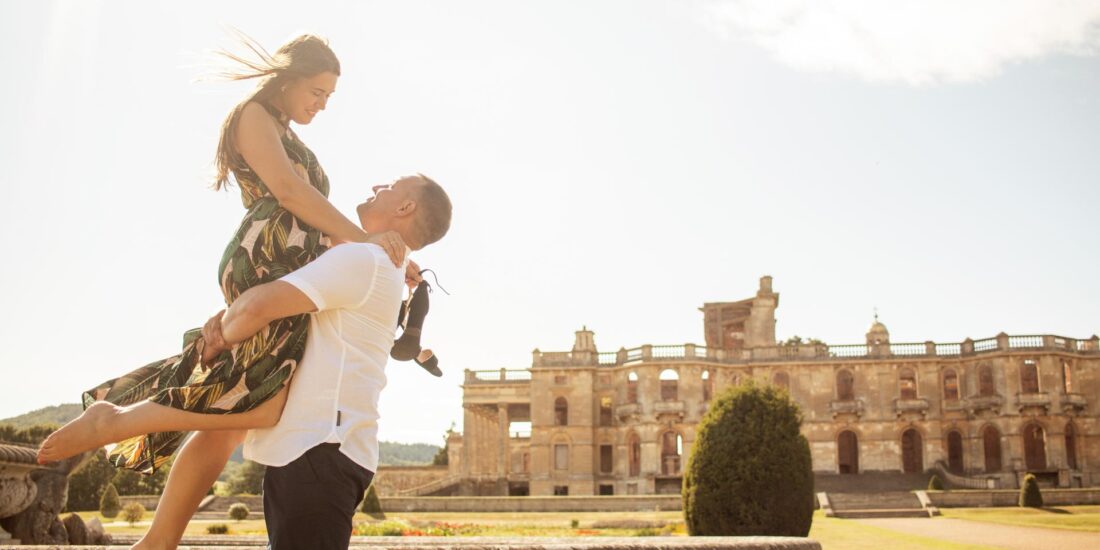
{"left": 2, "top": 1, "right": 1098, "bottom": 444}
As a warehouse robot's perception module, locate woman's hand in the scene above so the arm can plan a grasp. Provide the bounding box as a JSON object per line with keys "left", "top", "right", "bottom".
{"left": 365, "top": 230, "right": 408, "bottom": 267}
{"left": 200, "top": 310, "right": 229, "bottom": 369}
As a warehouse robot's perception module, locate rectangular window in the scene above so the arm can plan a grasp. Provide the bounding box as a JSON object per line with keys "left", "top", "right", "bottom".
{"left": 554, "top": 375, "right": 567, "bottom": 385}
{"left": 554, "top": 444, "right": 569, "bottom": 470}
{"left": 553, "top": 485, "right": 569, "bottom": 496}
{"left": 1020, "top": 359, "right": 1039, "bottom": 394}
{"left": 600, "top": 445, "right": 613, "bottom": 474}
{"left": 599, "top": 484, "right": 614, "bottom": 495}
{"left": 599, "top": 396, "right": 613, "bottom": 426}
{"left": 1063, "top": 360, "right": 1073, "bottom": 393}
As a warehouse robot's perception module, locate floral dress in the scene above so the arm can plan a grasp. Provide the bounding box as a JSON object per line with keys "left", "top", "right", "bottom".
{"left": 83, "top": 104, "right": 331, "bottom": 473}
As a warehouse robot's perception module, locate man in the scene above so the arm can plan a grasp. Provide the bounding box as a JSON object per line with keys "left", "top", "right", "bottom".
{"left": 201, "top": 174, "right": 452, "bottom": 548}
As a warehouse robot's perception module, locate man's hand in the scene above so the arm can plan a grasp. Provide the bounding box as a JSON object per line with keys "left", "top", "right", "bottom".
{"left": 201, "top": 310, "right": 228, "bottom": 368}
{"left": 365, "top": 230, "right": 407, "bottom": 267}
{"left": 405, "top": 260, "right": 423, "bottom": 291}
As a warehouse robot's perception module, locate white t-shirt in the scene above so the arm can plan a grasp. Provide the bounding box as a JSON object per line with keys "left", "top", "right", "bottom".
{"left": 243, "top": 243, "right": 406, "bottom": 472}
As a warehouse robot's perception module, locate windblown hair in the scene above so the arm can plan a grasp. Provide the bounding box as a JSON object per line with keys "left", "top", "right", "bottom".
{"left": 412, "top": 174, "right": 453, "bottom": 249}
{"left": 213, "top": 31, "right": 341, "bottom": 190}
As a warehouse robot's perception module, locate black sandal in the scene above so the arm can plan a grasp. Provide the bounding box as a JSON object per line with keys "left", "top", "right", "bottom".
{"left": 391, "top": 270, "right": 446, "bottom": 377}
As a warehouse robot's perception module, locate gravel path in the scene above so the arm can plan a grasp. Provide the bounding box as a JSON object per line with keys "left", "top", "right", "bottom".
{"left": 855, "top": 517, "right": 1100, "bottom": 549}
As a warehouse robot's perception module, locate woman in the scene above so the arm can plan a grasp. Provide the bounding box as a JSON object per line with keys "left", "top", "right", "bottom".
{"left": 37, "top": 33, "right": 413, "bottom": 547}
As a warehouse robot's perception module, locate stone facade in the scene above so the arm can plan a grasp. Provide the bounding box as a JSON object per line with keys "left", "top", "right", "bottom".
{"left": 449, "top": 276, "right": 1100, "bottom": 496}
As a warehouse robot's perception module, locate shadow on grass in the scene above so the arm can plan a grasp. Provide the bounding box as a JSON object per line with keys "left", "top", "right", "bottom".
{"left": 1038, "top": 507, "right": 1071, "bottom": 515}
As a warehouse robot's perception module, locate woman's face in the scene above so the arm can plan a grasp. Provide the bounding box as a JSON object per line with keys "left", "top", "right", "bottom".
{"left": 281, "top": 71, "right": 338, "bottom": 125}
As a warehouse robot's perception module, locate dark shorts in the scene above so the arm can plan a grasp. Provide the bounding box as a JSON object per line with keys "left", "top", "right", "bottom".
{"left": 263, "top": 443, "right": 374, "bottom": 550}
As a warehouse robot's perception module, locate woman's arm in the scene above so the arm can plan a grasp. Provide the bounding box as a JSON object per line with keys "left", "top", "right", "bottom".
{"left": 236, "top": 102, "right": 367, "bottom": 243}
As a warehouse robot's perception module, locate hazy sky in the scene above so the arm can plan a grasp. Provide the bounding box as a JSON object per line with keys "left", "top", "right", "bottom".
{"left": 2, "top": 0, "right": 1098, "bottom": 443}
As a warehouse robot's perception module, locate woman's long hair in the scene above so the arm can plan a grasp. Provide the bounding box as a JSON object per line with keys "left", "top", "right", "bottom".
{"left": 213, "top": 31, "right": 341, "bottom": 190}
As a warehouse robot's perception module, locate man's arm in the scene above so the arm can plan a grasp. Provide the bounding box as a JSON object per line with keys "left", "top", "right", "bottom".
{"left": 201, "top": 244, "right": 381, "bottom": 364}
{"left": 201, "top": 281, "right": 318, "bottom": 364}
{"left": 223, "top": 281, "right": 318, "bottom": 345}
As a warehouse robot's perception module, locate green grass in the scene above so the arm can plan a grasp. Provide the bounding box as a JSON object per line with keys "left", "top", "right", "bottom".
{"left": 939, "top": 505, "right": 1100, "bottom": 533}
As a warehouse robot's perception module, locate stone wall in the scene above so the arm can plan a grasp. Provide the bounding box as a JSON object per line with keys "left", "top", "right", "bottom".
{"left": 926, "top": 488, "right": 1100, "bottom": 508}
{"left": 380, "top": 495, "right": 682, "bottom": 513}
{"left": 373, "top": 465, "right": 450, "bottom": 496}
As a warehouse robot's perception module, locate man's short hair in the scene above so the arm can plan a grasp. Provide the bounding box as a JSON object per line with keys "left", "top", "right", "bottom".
{"left": 412, "top": 174, "right": 452, "bottom": 248}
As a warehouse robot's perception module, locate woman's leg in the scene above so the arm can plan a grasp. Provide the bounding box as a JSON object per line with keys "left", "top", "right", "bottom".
{"left": 37, "top": 386, "right": 288, "bottom": 463}
{"left": 132, "top": 429, "right": 246, "bottom": 550}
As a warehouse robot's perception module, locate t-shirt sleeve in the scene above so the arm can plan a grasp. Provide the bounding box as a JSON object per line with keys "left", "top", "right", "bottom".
{"left": 279, "top": 244, "right": 379, "bottom": 311}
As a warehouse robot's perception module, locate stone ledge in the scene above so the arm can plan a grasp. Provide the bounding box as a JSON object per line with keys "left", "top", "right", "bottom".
{"left": 17, "top": 535, "right": 821, "bottom": 549}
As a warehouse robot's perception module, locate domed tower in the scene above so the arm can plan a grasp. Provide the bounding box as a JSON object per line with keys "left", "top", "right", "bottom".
{"left": 866, "top": 313, "right": 890, "bottom": 356}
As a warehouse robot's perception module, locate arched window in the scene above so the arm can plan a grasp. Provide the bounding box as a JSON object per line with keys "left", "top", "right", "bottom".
{"left": 661, "top": 431, "right": 683, "bottom": 475}
{"left": 899, "top": 368, "right": 917, "bottom": 400}
{"left": 659, "top": 369, "right": 679, "bottom": 401}
{"left": 627, "top": 372, "right": 638, "bottom": 404}
{"left": 836, "top": 370, "right": 854, "bottom": 401}
{"left": 943, "top": 369, "right": 959, "bottom": 401}
{"left": 1023, "top": 424, "right": 1047, "bottom": 470}
{"left": 554, "top": 397, "right": 568, "bottom": 426}
{"left": 837, "top": 430, "right": 859, "bottom": 474}
{"left": 1066, "top": 423, "right": 1078, "bottom": 470}
{"left": 979, "top": 364, "right": 995, "bottom": 397}
{"left": 1020, "top": 360, "right": 1039, "bottom": 394}
{"left": 946, "top": 430, "right": 964, "bottom": 474}
{"left": 982, "top": 425, "right": 1002, "bottom": 473}
{"left": 1063, "top": 361, "right": 1073, "bottom": 393}
{"left": 773, "top": 371, "right": 789, "bottom": 391}
{"left": 628, "top": 432, "right": 641, "bottom": 476}
{"left": 702, "top": 370, "right": 713, "bottom": 402}
{"left": 901, "top": 428, "right": 923, "bottom": 473}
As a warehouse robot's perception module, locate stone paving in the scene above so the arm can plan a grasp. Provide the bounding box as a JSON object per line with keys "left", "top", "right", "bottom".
{"left": 1, "top": 535, "right": 821, "bottom": 549}
{"left": 855, "top": 517, "right": 1100, "bottom": 550}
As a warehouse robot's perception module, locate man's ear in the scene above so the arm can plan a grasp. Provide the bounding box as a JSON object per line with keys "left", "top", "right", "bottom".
{"left": 395, "top": 199, "right": 418, "bottom": 218}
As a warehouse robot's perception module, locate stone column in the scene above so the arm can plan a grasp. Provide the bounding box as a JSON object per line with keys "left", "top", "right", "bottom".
{"left": 497, "top": 403, "right": 510, "bottom": 494}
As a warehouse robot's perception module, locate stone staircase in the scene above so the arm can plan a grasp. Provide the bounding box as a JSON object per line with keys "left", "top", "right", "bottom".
{"left": 824, "top": 491, "right": 932, "bottom": 519}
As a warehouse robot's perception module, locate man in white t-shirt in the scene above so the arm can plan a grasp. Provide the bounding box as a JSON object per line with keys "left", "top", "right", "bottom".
{"left": 199, "top": 173, "right": 452, "bottom": 549}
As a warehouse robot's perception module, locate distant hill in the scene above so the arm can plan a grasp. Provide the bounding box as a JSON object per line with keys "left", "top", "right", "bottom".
{"left": 1, "top": 403, "right": 440, "bottom": 465}
{"left": 0, "top": 403, "right": 83, "bottom": 428}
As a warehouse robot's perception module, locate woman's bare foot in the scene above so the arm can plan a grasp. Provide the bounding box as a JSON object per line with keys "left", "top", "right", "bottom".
{"left": 130, "top": 536, "right": 171, "bottom": 550}
{"left": 37, "top": 401, "right": 120, "bottom": 464}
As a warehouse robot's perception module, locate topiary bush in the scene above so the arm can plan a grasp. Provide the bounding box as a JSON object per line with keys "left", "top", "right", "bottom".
{"left": 683, "top": 383, "right": 814, "bottom": 536}
{"left": 122, "top": 502, "right": 146, "bottom": 526}
{"left": 360, "top": 483, "right": 385, "bottom": 520}
{"left": 99, "top": 483, "right": 120, "bottom": 519}
{"left": 228, "top": 502, "right": 250, "bottom": 522}
{"left": 928, "top": 474, "right": 944, "bottom": 491}
{"left": 1019, "top": 473, "right": 1043, "bottom": 508}
{"left": 206, "top": 523, "right": 229, "bottom": 535}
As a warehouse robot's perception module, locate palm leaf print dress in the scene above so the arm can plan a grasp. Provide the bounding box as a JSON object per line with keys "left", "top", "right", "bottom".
{"left": 83, "top": 104, "right": 331, "bottom": 474}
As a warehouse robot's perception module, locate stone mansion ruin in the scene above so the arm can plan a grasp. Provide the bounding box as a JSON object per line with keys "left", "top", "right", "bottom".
{"left": 426, "top": 276, "right": 1098, "bottom": 497}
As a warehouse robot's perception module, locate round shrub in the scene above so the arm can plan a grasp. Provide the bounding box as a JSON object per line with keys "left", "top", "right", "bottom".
{"left": 228, "top": 502, "right": 250, "bottom": 522}
{"left": 122, "top": 502, "right": 146, "bottom": 526}
{"left": 928, "top": 474, "right": 944, "bottom": 491}
{"left": 206, "top": 523, "right": 229, "bottom": 535}
{"left": 99, "top": 483, "right": 121, "bottom": 519}
{"left": 683, "top": 383, "right": 814, "bottom": 536}
{"left": 361, "top": 484, "right": 385, "bottom": 520}
{"left": 1019, "top": 473, "right": 1043, "bottom": 508}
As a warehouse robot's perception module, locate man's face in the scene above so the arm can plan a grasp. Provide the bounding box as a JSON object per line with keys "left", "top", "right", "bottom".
{"left": 356, "top": 176, "right": 423, "bottom": 231}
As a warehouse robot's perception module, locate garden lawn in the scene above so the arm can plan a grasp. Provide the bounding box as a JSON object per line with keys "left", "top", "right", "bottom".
{"left": 939, "top": 505, "right": 1100, "bottom": 533}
